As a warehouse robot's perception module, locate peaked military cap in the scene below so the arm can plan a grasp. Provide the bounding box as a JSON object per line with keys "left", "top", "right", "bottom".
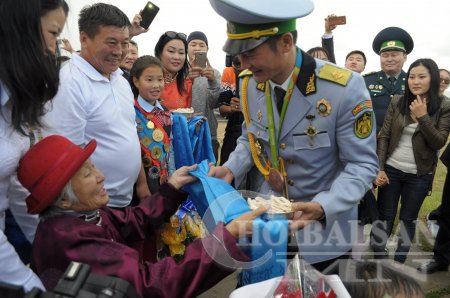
{"left": 209, "top": 0, "right": 314, "bottom": 55}
{"left": 372, "top": 26, "right": 414, "bottom": 55}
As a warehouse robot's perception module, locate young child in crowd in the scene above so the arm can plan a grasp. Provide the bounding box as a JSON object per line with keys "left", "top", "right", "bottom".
{"left": 130, "top": 56, "right": 207, "bottom": 262}
{"left": 130, "top": 55, "right": 175, "bottom": 195}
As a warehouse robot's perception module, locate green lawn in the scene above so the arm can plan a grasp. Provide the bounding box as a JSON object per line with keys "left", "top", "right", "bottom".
{"left": 419, "top": 157, "right": 447, "bottom": 222}
{"left": 419, "top": 160, "right": 446, "bottom": 252}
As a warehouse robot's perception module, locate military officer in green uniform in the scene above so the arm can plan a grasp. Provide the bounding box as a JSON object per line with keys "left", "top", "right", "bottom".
{"left": 208, "top": 0, "right": 378, "bottom": 272}
{"left": 364, "top": 27, "right": 414, "bottom": 133}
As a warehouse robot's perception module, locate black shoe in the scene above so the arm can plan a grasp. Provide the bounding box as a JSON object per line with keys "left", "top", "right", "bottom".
{"left": 417, "top": 260, "right": 449, "bottom": 274}
{"left": 373, "top": 248, "right": 389, "bottom": 259}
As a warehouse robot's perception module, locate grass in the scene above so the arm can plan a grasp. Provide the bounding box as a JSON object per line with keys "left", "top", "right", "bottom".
{"left": 426, "top": 286, "right": 450, "bottom": 298}
{"left": 418, "top": 156, "right": 446, "bottom": 225}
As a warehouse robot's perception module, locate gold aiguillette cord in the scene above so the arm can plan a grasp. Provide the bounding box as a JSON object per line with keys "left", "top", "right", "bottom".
{"left": 241, "top": 76, "right": 289, "bottom": 200}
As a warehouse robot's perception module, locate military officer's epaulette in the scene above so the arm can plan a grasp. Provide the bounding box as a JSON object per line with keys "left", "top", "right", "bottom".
{"left": 362, "top": 71, "right": 378, "bottom": 77}
{"left": 318, "top": 64, "right": 352, "bottom": 86}
{"left": 238, "top": 69, "right": 253, "bottom": 78}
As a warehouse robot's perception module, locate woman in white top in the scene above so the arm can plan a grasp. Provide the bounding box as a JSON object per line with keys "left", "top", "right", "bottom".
{"left": 0, "top": 0, "right": 68, "bottom": 292}
{"left": 370, "top": 58, "right": 450, "bottom": 263}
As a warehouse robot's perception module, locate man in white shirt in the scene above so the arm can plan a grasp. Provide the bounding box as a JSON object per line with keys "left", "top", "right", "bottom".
{"left": 44, "top": 3, "right": 142, "bottom": 207}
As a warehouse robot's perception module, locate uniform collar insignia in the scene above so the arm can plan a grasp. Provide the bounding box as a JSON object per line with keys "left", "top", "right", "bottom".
{"left": 296, "top": 50, "right": 317, "bottom": 96}
{"left": 256, "top": 82, "right": 266, "bottom": 91}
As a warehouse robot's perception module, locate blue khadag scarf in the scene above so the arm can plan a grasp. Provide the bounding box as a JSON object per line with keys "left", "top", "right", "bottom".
{"left": 171, "top": 114, "right": 288, "bottom": 285}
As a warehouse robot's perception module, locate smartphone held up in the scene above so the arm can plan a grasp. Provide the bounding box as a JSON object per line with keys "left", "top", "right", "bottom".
{"left": 328, "top": 15, "right": 346, "bottom": 26}
{"left": 140, "top": 1, "right": 160, "bottom": 29}
{"left": 194, "top": 51, "right": 207, "bottom": 68}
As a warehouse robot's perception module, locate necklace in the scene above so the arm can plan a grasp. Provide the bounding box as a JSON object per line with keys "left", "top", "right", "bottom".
{"left": 163, "top": 70, "right": 178, "bottom": 84}
{"left": 80, "top": 210, "right": 102, "bottom": 226}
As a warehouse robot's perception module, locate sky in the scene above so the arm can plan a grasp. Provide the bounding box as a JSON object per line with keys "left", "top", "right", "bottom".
{"left": 62, "top": 0, "right": 450, "bottom": 79}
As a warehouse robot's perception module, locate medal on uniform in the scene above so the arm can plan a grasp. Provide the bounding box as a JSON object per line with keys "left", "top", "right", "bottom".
{"left": 140, "top": 135, "right": 152, "bottom": 147}
{"left": 152, "top": 128, "right": 164, "bottom": 142}
{"left": 305, "top": 124, "right": 318, "bottom": 137}
{"left": 305, "top": 114, "right": 318, "bottom": 145}
{"left": 151, "top": 146, "right": 162, "bottom": 159}
{"left": 257, "top": 110, "right": 262, "bottom": 122}
{"left": 163, "top": 142, "right": 170, "bottom": 152}
{"left": 147, "top": 120, "right": 155, "bottom": 129}
{"left": 268, "top": 168, "right": 284, "bottom": 193}
{"left": 316, "top": 99, "right": 331, "bottom": 117}
{"left": 148, "top": 166, "right": 160, "bottom": 179}
{"left": 305, "top": 125, "right": 318, "bottom": 146}
{"left": 143, "top": 156, "right": 152, "bottom": 167}
{"left": 306, "top": 114, "right": 315, "bottom": 122}
{"left": 255, "top": 140, "right": 262, "bottom": 156}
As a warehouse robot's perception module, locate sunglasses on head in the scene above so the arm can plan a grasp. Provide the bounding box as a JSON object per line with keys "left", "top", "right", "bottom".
{"left": 440, "top": 78, "right": 450, "bottom": 85}
{"left": 164, "top": 31, "right": 187, "bottom": 40}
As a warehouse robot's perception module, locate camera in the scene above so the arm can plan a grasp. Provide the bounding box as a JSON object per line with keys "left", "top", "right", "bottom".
{"left": 0, "top": 262, "right": 139, "bottom": 298}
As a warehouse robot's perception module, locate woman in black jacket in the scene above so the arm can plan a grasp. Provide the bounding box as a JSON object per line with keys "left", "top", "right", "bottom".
{"left": 371, "top": 58, "right": 450, "bottom": 263}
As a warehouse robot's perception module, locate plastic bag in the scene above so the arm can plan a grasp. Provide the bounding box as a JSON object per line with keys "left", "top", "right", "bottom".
{"left": 272, "top": 255, "right": 338, "bottom": 298}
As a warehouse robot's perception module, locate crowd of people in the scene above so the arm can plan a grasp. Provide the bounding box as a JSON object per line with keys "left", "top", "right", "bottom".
{"left": 0, "top": 0, "right": 449, "bottom": 297}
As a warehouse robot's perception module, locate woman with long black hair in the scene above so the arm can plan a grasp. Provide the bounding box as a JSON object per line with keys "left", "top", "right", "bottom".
{"left": 154, "top": 31, "right": 192, "bottom": 110}
{"left": 0, "top": 0, "right": 68, "bottom": 291}
{"left": 371, "top": 58, "right": 450, "bottom": 263}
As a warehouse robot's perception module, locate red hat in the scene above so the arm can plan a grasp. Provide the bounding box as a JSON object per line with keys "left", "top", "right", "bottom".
{"left": 17, "top": 135, "right": 97, "bottom": 214}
